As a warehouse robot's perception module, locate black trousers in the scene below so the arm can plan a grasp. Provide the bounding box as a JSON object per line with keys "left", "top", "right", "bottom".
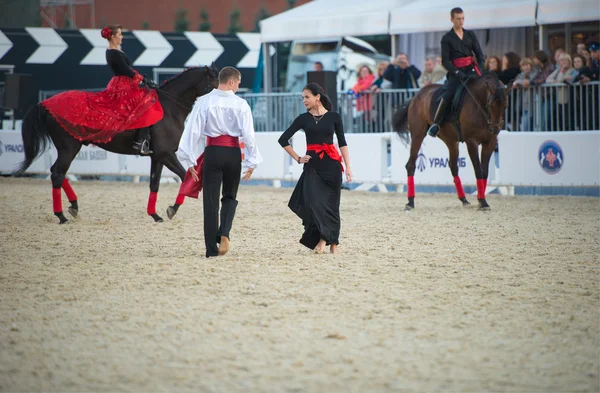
{"left": 442, "top": 73, "right": 462, "bottom": 101}
{"left": 202, "top": 145, "right": 242, "bottom": 257}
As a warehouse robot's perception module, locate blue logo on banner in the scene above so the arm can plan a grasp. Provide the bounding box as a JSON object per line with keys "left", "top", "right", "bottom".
{"left": 0, "top": 140, "right": 3, "bottom": 158}
{"left": 539, "top": 140, "right": 563, "bottom": 174}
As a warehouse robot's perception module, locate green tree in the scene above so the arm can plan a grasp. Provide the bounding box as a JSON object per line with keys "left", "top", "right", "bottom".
{"left": 228, "top": 7, "right": 242, "bottom": 34}
{"left": 253, "top": 7, "right": 270, "bottom": 32}
{"left": 199, "top": 8, "right": 211, "bottom": 31}
{"left": 174, "top": 8, "right": 189, "bottom": 32}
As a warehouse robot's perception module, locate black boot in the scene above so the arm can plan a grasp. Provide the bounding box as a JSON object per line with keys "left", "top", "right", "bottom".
{"left": 133, "top": 127, "right": 153, "bottom": 155}
{"left": 427, "top": 98, "right": 449, "bottom": 138}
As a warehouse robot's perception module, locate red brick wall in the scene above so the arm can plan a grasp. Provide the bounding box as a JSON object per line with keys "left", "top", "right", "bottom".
{"left": 43, "top": 0, "right": 311, "bottom": 33}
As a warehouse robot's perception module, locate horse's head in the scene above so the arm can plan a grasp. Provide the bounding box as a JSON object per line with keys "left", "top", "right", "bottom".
{"left": 160, "top": 63, "right": 220, "bottom": 105}
{"left": 189, "top": 62, "right": 219, "bottom": 97}
{"left": 200, "top": 62, "right": 220, "bottom": 95}
{"left": 479, "top": 74, "right": 511, "bottom": 135}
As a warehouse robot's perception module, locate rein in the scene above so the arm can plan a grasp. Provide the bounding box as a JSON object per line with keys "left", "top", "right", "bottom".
{"left": 460, "top": 77, "right": 505, "bottom": 133}
{"left": 155, "top": 70, "right": 216, "bottom": 112}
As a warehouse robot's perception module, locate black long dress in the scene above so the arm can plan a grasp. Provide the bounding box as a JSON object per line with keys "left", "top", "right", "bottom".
{"left": 278, "top": 111, "right": 347, "bottom": 249}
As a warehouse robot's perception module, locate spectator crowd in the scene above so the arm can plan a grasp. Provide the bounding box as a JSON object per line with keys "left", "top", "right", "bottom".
{"left": 340, "top": 42, "right": 600, "bottom": 132}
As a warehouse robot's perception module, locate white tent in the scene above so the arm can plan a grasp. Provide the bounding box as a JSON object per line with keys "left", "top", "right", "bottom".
{"left": 536, "top": 0, "right": 600, "bottom": 24}
{"left": 258, "top": 0, "right": 599, "bottom": 91}
{"left": 260, "top": 0, "right": 597, "bottom": 42}
{"left": 389, "top": 0, "right": 538, "bottom": 34}
{"left": 259, "top": 0, "right": 415, "bottom": 43}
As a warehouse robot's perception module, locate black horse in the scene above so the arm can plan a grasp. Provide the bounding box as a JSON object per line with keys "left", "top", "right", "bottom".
{"left": 16, "top": 64, "right": 219, "bottom": 224}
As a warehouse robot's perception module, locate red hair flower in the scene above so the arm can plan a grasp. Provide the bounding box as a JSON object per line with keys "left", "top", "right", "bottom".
{"left": 101, "top": 26, "right": 112, "bottom": 40}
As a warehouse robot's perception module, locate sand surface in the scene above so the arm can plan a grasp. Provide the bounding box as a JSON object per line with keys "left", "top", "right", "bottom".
{"left": 0, "top": 177, "right": 598, "bottom": 392}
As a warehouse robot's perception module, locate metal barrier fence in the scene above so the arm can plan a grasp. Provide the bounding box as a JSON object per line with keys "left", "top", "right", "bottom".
{"left": 37, "top": 82, "right": 599, "bottom": 133}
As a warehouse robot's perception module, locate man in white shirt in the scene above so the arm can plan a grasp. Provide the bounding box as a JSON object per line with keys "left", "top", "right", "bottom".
{"left": 176, "top": 66, "right": 262, "bottom": 258}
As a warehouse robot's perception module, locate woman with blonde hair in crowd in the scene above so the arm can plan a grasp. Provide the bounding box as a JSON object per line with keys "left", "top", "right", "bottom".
{"left": 546, "top": 53, "right": 575, "bottom": 130}
{"left": 370, "top": 61, "right": 391, "bottom": 92}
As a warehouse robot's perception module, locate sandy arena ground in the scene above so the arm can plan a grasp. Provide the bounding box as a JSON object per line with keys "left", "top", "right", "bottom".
{"left": 0, "top": 177, "right": 598, "bottom": 393}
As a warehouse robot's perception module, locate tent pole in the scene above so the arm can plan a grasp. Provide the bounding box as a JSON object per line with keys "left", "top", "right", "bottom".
{"left": 538, "top": 25, "right": 548, "bottom": 51}
{"left": 262, "top": 42, "right": 272, "bottom": 93}
{"left": 391, "top": 34, "right": 397, "bottom": 58}
{"left": 564, "top": 23, "right": 572, "bottom": 55}
{"left": 262, "top": 42, "right": 273, "bottom": 130}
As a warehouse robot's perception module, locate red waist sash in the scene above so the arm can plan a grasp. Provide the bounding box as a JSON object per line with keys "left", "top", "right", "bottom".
{"left": 307, "top": 143, "right": 344, "bottom": 172}
{"left": 452, "top": 56, "right": 482, "bottom": 76}
{"left": 179, "top": 135, "right": 240, "bottom": 198}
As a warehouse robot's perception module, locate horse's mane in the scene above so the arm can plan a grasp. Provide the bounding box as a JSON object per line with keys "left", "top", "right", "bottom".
{"left": 160, "top": 66, "right": 211, "bottom": 87}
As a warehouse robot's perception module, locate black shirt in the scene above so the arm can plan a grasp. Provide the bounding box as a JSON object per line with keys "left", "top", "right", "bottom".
{"left": 278, "top": 111, "right": 347, "bottom": 148}
{"left": 441, "top": 29, "right": 485, "bottom": 74}
{"left": 106, "top": 49, "right": 136, "bottom": 78}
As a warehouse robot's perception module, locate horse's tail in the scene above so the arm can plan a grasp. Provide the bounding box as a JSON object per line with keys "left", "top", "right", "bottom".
{"left": 15, "top": 105, "right": 52, "bottom": 175}
{"left": 392, "top": 99, "right": 411, "bottom": 145}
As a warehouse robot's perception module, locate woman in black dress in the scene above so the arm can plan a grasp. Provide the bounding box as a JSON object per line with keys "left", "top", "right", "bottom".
{"left": 278, "top": 83, "right": 353, "bottom": 254}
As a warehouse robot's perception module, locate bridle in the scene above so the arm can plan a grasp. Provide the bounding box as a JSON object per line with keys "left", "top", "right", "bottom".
{"left": 460, "top": 77, "right": 506, "bottom": 134}
{"left": 156, "top": 69, "right": 217, "bottom": 111}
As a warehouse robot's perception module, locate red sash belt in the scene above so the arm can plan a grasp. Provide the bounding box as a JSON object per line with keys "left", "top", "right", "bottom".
{"left": 179, "top": 135, "right": 240, "bottom": 198}
{"left": 306, "top": 143, "right": 344, "bottom": 172}
{"left": 452, "top": 56, "right": 482, "bottom": 76}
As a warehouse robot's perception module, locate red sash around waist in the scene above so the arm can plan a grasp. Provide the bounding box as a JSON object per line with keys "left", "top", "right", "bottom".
{"left": 452, "top": 56, "right": 482, "bottom": 76}
{"left": 307, "top": 143, "right": 344, "bottom": 172}
{"left": 178, "top": 135, "right": 241, "bottom": 198}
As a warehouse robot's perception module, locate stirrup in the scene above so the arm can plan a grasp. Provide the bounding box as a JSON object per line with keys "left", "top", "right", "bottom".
{"left": 428, "top": 124, "right": 440, "bottom": 137}
{"left": 134, "top": 140, "right": 153, "bottom": 155}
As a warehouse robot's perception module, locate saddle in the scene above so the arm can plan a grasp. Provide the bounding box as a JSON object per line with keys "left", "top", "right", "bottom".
{"left": 429, "top": 76, "right": 477, "bottom": 142}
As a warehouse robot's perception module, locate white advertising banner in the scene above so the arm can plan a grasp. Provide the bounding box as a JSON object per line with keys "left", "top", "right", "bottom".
{"left": 390, "top": 134, "right": 491, "bottom": 185}
{"left": 251, "top": 132, "right": 287, "bottom": 180}
{"left": 344, "top": 133, "right": 390, "bottom": 183}
{"left": 0, "top": 130, "right": 48, "bottom": 174}
{"left": 498, "top": 131, "right": 600, "bottom": 186}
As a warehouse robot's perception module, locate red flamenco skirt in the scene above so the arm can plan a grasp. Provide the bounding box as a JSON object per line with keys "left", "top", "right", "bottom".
{"left": 41, "top": 75, "right": 164, "bottom": 143}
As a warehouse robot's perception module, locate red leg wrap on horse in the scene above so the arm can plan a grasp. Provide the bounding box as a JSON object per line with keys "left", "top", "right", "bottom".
{"left": 61, "top": 179, "right": 77, "bottom": 202}
{"left": 175, "top": 194, "right": 185, "bottom": 205}
{"left": 483, "top": 179, "right": 488, "bottom": 193}
{"left": 147, "top": 191, "right": 158, "bottom": 215}
{"left": 52, "top": 188, "right": 62, "bottom": 213}
{"left": 407, "top": 176, "right": 415, "bottom": 198}
{"left": 453, "top": 176, "right": 466, "bottom": 199}
{"left": 477, "top": 179, "right": 486, "bottom": 200}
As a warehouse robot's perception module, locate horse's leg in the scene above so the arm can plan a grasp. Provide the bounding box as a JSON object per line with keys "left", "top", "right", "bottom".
{"left": 465, "top": 140, "right": 488, "bottom": 210}
{"left": 404, "top": 128, "right": 425, "bottom": 211}
{"left": 444, "top": 140, "right": 470, "bottom": 206}
{"left": 477, "top": 141, "right": 496, "bottom": 210}
{"left": 160, "top": 152, "right": 188, "bottom": 220}
{"left": 147, "top": 158, "right": 164, "bottom": 222}
{"left": 50, "top": 144, "right": 82, "bottom": 224}
{"left": 62, "top": 178, "right": 79, "bottom": 218}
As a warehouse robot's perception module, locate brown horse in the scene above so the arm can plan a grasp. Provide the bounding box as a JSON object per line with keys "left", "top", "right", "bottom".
{"left": 392, "top": 73, "right": 510, "bottom": 211}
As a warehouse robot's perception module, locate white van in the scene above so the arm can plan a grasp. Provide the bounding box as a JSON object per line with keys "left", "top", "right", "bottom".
{"left": 285, "top": 36, "right": 392, "bottom": 93}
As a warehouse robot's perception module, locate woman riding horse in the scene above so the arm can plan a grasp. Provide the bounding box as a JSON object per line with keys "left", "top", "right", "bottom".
{"left": 17, "top": 32, "right": 220, "bottom": 224}
{"left": 41, "top": 24, "right": 161, "bottom": 155}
